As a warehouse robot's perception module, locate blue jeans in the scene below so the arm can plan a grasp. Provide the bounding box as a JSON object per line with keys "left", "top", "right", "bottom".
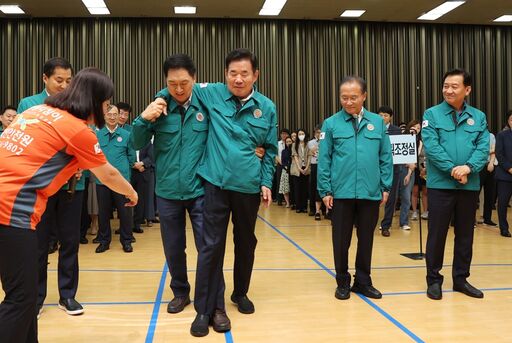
{"left": 398, "top": 166, "right": 414, "bottom": 226}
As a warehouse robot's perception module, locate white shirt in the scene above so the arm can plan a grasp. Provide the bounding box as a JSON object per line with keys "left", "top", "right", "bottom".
{"left": 307, "top": 138, "right": 319, "bottom": 164}
{"left": 278, "top": 140, "right": 286, "bottom": 160}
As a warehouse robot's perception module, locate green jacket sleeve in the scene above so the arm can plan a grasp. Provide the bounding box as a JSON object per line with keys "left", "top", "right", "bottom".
{"left": 17, "top": 99, "right": 29, "bottom": 114}
{"left": 127, "top": 134, "right": 137, "bottom": 174}
{"left": 421, "top": 109, "right": 456, "bottom": 173}
{"left": 466, "top": 119, "right": 490, "bottom": 173}
{"left": 379, "top": 123, "right": 393, "bottom": 192}
{"left": 317, "top": 121, "right": 333, "bottom": 198}
{"left": 131, "top": 116, "right": 154, "bottom": 150}
{"left": 260, "top": 105, "right": 278, "bottom": 189}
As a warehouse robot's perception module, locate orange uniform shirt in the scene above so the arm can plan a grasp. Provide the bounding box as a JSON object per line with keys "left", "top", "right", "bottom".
{"left": 0, "top": 105, "right": 107, "bottom": 230}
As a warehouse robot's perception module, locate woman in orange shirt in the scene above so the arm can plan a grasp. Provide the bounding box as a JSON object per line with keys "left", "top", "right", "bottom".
{"left": 0, "top": 67, "right": 138, "bottom": 343}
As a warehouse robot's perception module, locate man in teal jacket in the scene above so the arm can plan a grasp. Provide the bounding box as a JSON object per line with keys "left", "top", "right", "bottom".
{"left": 95, "top": 104, "right": 136, "bottom": 254}
{"left": 17, "top": 57, "right": 87, "bottom": 318}
{"left": 131, "top": 54, "right": 221, "bottom": 322}
{"left": 318, "top": 76, "right": 393, "bottom": 301}
{"left": 191, "top": 49, "right": 277, "bottom": 337}
{"left": 422, "top": 69, "right": 489, "bottom": 300}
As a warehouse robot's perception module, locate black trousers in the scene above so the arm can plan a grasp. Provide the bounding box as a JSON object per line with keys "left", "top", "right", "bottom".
{"left": 380, "top": 166, "right": 400, "bottom": 229}
{"left": 97, "top": 185, "right": 133, "bottom": 245}
{"left": 36, "top": 190, "right": 83, "bottom": 306}
{"left": 194, "top": 182, "right": 261, "bottom": 315}
{"left": 309, "top": 164, "right": 322, "bottom": 213}
{"left": 0, "top": 226, "right": 38, "bottom": 343}
{"left": 155, "top": 195, "right": 225, "bottom": 302}
{"left": 497, "top": 180, "right": 512, "bottom": 231}
{"left": 80, "top": 178, "right": 91, "bottom": 240}
{"left": 479, "top": 168, "right": 496, "bottom": 222}
{"left": 274, "top": 165, "right": 283, "bottom": 202}
{"left": 293, "top": 174, "right": 309, "bottom": 211}
{"left": 426, "top": 188, "right": 479, "bottom": 286}
{"left": 331, "top": 199, "right": 380, "bottom": 287}
{"left": 132, "top": 171, "right": 148, "bottom": 228}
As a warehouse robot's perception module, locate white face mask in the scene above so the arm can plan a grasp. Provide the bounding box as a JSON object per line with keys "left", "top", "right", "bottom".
{"left": 298, "top": 134, "right": 305, "bottom": 141}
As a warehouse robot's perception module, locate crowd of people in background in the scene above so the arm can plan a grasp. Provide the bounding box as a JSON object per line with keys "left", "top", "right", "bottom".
{"left": 269, "top": 109, "right": 512, "bottom": 239}
{"left": 2, "top": 55, "right": 512, "bottom": 343}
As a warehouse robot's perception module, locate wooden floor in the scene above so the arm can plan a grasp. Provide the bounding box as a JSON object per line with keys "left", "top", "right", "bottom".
{"left": 33, "top": 204, "right": 512, "bottom": 343}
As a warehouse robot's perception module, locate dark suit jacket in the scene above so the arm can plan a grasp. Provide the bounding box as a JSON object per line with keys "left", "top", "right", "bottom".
{"left": 496, "top": 129, "right": 512, "bottom": 182}
{"left": 133, "top": 142, "right": 154, "bottom": 182}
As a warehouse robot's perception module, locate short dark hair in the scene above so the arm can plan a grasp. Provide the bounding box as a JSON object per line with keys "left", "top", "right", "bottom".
{"left": 45, "top": 67, "right": 114, "bottom": 128}
{"left": 163, "top": 54, "right": 196, "bottom": 78}
{"left": 225, "top": 48, "right": 258, "bottom": 72}
{"left": 43, "top": 57, "right": 73, "bottom": 78}
{"left": 443, "top": 68, "right": 472, "bottom": 87}
{"left": 506, "top": 110, "right": 512, "bottom": 128}
{"left": 116, "top": 102, "right": 132, "bottom": 113}
{"left": 2, "top": 106, "right": 16, "bottom": 114}
{"left": 340, "top": 76, "right": 367, "bottom": 94}
{"left": 280, "top": 128, "right": 290, "bottom": 135}
{"left": 377, "top": 106, "right": 394, "bottom": 116}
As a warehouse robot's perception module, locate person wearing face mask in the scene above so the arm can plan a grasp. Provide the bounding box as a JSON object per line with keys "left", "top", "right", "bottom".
{"left": 291, "top": 129, "right": 310, "bottom": 213}
{"left": 422, "top": 68, "right": 489, "bottom": 300}
{"left": 279, "top": 137, "right": 293, "bottom": 207}
{"left": 289, "top": 131, "right": 298, "bottom": 209}
{"left": 308, "top": 126, "right": 323, "bottom": 220}
{"left": 95, "top": 105, "right": 136, "bottom": 254}
{"left": 274, "top": 129, "right": 290, "bottom": 205}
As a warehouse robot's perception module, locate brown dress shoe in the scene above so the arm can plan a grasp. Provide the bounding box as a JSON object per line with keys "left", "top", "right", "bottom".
{"left": 381, "top": 228, "right": 390, "bottom": 237}
{"left": 167, "top": 296, "right": 191, "bottom": 313}
{"left": 211, "top": 309, "right": 231, "bottom": 332}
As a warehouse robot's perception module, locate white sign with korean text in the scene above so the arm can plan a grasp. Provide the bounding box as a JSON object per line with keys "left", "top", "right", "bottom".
{"left": 389, "top": 134, "right": 417, "bottom": 164}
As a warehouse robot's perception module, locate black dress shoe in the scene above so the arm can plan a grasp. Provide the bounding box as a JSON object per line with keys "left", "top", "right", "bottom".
{"left": 95, "top": 243, "right": 109, "bottom": 253}
{"left": 230, "top": 294, "right": 255, "bottom": 314}
{"left": 314, "top": 212, "right": 321, "bottom": 221}
{"left": 131, "top": 236, "right": 136, "bottom": 243}
{"left": 133, "top": 227, "right": 144, "bottom": 234}
{"left": 427, "top": 283, "right": 442, "bottom": 300}
{"left": 351, "top": 283, "right": 382, "bottom": 299}
{"left": 190, "top": 314, "right": 209, "bottom": 337}
{"left": 211, "top": 309, "right": 231, "bottom": 332}
{"left": 58, "top": 298, "right": 84, "bottom": 315}
{"left": 92, "top": 237, "right": 100, "bottom": 244}
{"left": 381, "top": 228, "right": 390, "bottom": 237}
{"left": 122, "top": 243, "right": 133, "bottom": 253}
{"left": 483, "top": 220, "right": 498, "bottom": 227}
{"left": 79, "top": 237, "right": 88, "bottom": 244}
{"left": 453, "top": 282, "right": 484, "bottom": 298}
{"left": 501, "top": 230, "right": 511, "bottom": 237}
{"left": 335, "top": 285, "right": 351, "bottom": 300}
{"left": 167, "top": 296, "right": 191, "bottom": 313}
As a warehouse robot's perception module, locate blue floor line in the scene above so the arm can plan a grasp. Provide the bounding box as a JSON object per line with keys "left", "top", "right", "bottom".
{"left": 145, "top": 263, "right": 168, "bottom": 343}
{"left": 257, "top": 215, "right": 425, "bottom": 343}
{"left": 225, "top": 330, "right": 234, "bottom": 343}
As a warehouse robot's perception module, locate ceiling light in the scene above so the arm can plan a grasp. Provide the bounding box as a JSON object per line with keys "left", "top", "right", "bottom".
{"left": 87, "top": 7, "right": 110, "bottom": 15}
{"left": 340, "top": 10, "right": 366, "bottom": 18}
{"left": 494, "top": 15, "right": 512, "bottom": 22}
{"left": 259, "top": 0, "right": 287, "bottom": 16}
{"left": 418, "top": 1, "right": 465, "bottom": 21}
{"left": 0, "top": 5, "right": 25, "bottom": 14}
{"left": 82, "top": 0, "right": 106, "bottom": 7}
{"left": 174, "top": 6, "right": 196, "bottom": 14}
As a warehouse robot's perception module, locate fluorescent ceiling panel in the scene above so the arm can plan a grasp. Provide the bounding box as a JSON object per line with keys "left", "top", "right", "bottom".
{"left": 494, "top": 15, "right": 512, "bottom": 22}
{"left": 418, "top": 1, "right": 465, "bottom": 21}
{"left": 259, "top": 0, "right": 287, "bottom": 16}
{"left": 174, "top": 6, "right": 197, "bottom": 14}
{"left": 0, "top": 5, "right": 25, "bottom": 14}
{"left": 340, "top": 10, "right": 366, "bottom": 18}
